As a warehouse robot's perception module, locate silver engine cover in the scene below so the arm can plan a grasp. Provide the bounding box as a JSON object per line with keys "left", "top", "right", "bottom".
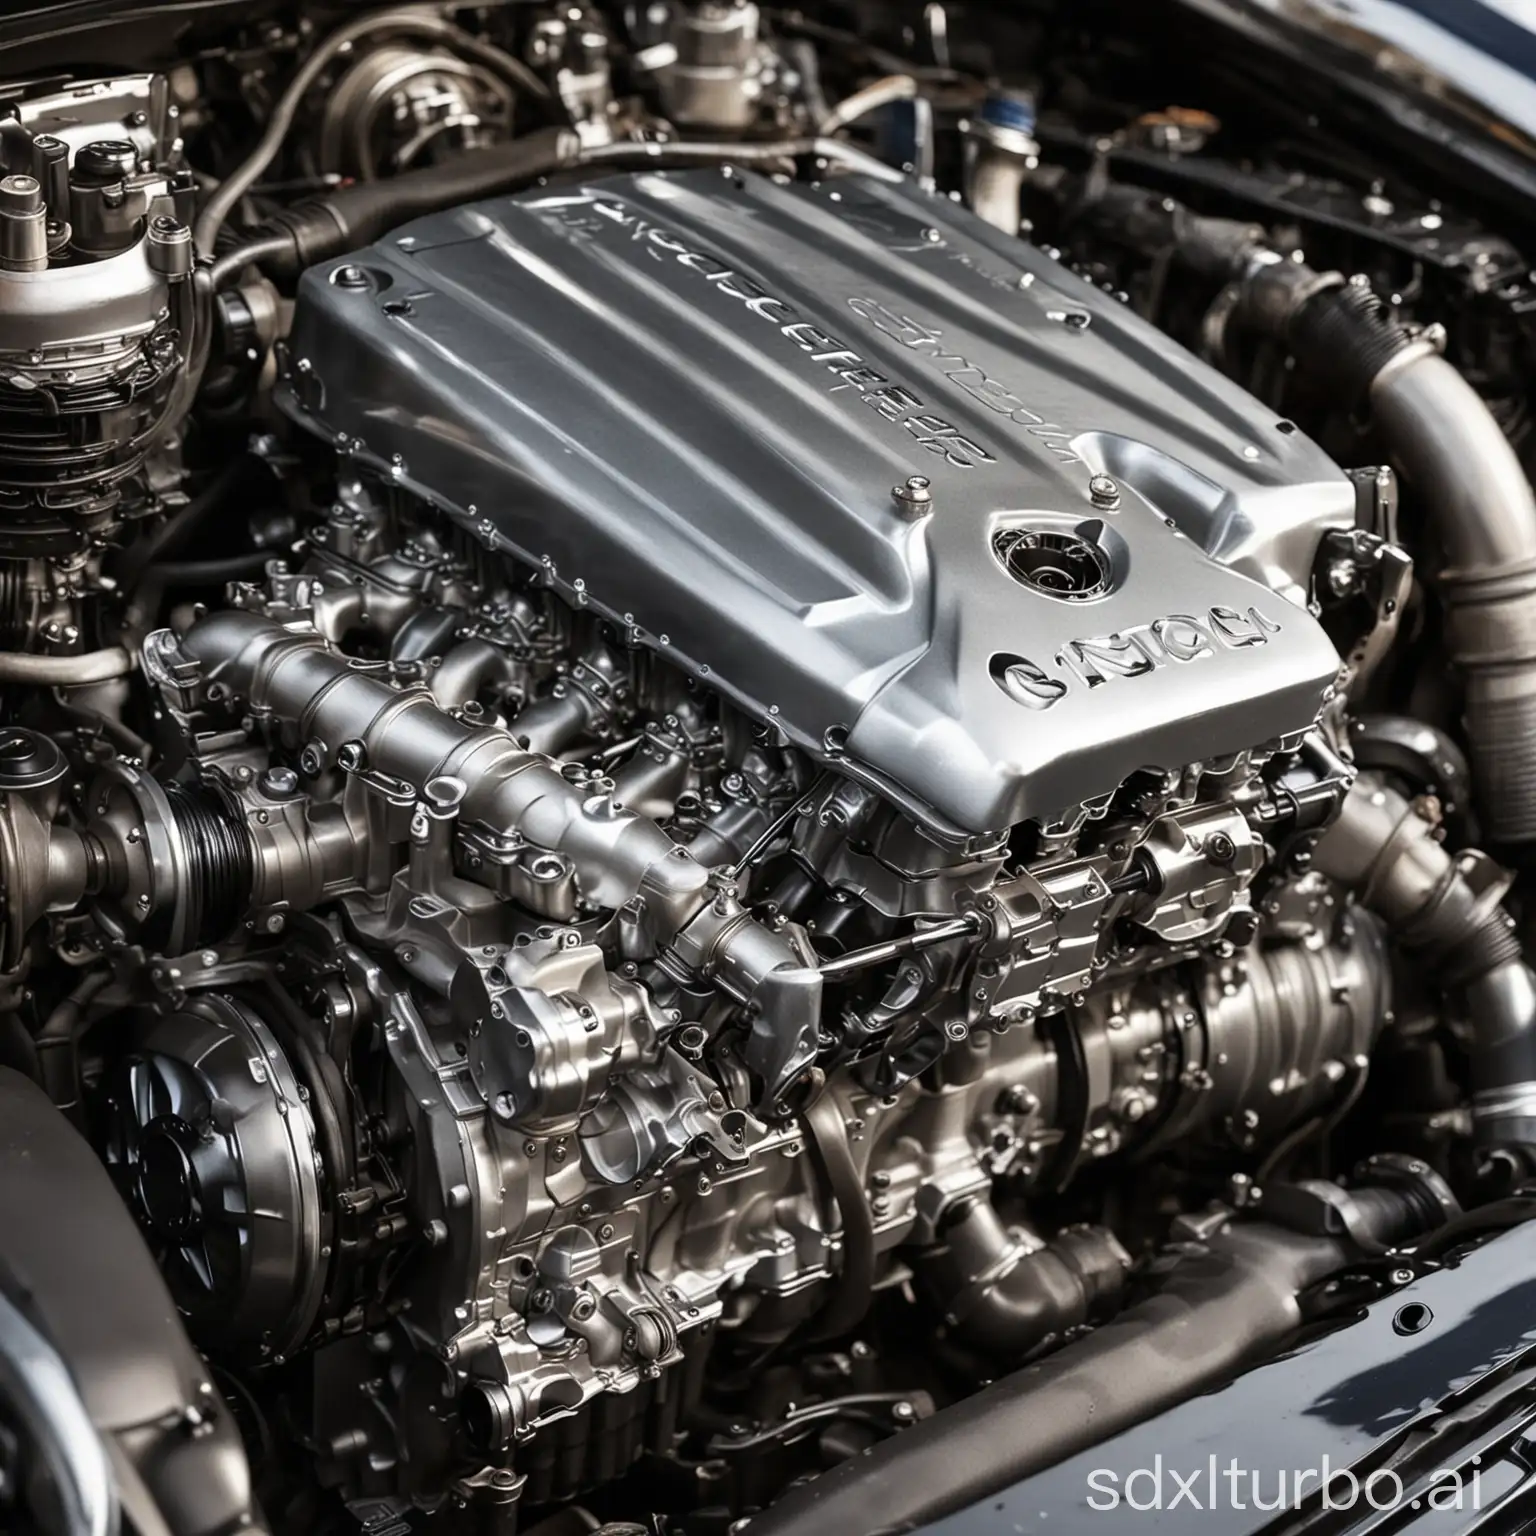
{"left": 280, "top": 172, "right": 1350, "bottom": 835}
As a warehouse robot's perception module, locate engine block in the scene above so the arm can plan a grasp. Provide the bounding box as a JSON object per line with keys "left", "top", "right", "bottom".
{"left": 0, "top": 166, "right": 1415, "bottom": 1520}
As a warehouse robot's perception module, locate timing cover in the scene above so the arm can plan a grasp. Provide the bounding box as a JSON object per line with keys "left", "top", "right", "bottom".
{"left": 279, "top": 170, "right": 1351, "bottom": 835}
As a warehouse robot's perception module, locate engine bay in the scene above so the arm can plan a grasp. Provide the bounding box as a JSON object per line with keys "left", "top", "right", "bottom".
{"left": 5, "top": 3, "right": 1536, "bottom": 1534}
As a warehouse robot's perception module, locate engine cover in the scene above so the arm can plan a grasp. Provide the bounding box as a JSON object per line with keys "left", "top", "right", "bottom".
{"left": 280, "top": 170, "right": 1351, "bottom": 834}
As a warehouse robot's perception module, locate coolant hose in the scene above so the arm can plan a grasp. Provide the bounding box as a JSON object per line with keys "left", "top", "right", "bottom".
{"left": 1313, "top": 774, "right": 1536, "bottom": 1145}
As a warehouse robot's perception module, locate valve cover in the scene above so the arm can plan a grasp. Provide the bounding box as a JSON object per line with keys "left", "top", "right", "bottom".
{"left": 279, "top": 169, "right": 1351, "bottom": 835}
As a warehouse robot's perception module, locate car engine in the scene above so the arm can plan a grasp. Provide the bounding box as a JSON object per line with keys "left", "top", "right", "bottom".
{"left": 5, "top": 4, "right": 1536, "bottom": 1534}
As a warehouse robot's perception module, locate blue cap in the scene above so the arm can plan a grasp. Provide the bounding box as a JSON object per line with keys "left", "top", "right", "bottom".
{"left": 979, "top": 91, "right": 1037, "bottom": 136}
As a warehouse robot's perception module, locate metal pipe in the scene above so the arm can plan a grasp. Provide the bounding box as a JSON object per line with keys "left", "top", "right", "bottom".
{"left": 963, "top": 93, "right": 1039, "bottom": 236}
{"left": 173, "top": 612, "right": 822, "bottom": 1107}
{"left": 919, "top": 1200, "right": 1127, "bottom": 1354}
{"left": 0, "top": 647, "right": 132, "bottom": 686}
{"left": 745, "top": 1217, "right": 1415, "bottom": 1535}
{"left": 581, "top": 135, "right": 907, "bottom": 183}
{"left": 1146, "top": 202, "right": 1536, "bottom": 846}
{"left": 818, "top": 915, "right": 980, "bottom": 979}
{"left": 817, "top": 74, "right": 918, "bottom": 135}
{"left": 428, "top": 638, "right": 518, "bottom": 711}
{"left": 1370, "top": 353, "right": 1536, "bottom": 845}
{"left": 1371, "top": 352, "right": 1536, "bottom": 571}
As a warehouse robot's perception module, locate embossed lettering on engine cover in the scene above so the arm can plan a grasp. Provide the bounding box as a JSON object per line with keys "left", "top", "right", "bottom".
{"left": 993, "top": 607, "right": 1282, "bottom": 711}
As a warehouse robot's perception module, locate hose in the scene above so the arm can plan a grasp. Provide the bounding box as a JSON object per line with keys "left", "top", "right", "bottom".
{"left": 817, "top": 74, "right": 918, "bottom": 134}
{"left": 803, "top": 1091, "right": 876, "bottom": 1340}
{"left": 255, "top": 126, "right": 577, "bottom": 273}
{"left": 1370, "top": 355, "right": 1536, "bottom": 848}
{"left": 147, "top": 552, "right": 271, "bottom": 586}
{"left": 1313, "top": 774, "right": 1536, "bottom": 1146}
{"left": 32, "top": 970, "right": 112, "bottom": 1122}
{"left": 208, "top": 229, "right": 298, "bottom": 291}
{"left": 194, "top": 6, "right": 555, "bottom": 256}
{"left": 1242, "top": 263, "right": 1536, "bottom": 845}
{"left": 0, "top": 648, "right": 132, "bottom": 686}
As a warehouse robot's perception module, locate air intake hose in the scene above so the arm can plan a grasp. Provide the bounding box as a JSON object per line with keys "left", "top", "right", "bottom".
{"left": 1313, "top": 774, "right": 1536, "bottom": 1147}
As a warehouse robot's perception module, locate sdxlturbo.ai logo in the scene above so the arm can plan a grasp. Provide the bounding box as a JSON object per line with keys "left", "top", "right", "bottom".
{"left": 1085, "top": 1455, "right": 1482, "bottom": 1514}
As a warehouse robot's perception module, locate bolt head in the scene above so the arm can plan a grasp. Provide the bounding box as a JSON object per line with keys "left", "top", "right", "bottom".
{"left": 1088, "top": 474, "right": 1120, "bottom": 507}
{"left": 892, "top": 475, "right": 934, "bottom": 520}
